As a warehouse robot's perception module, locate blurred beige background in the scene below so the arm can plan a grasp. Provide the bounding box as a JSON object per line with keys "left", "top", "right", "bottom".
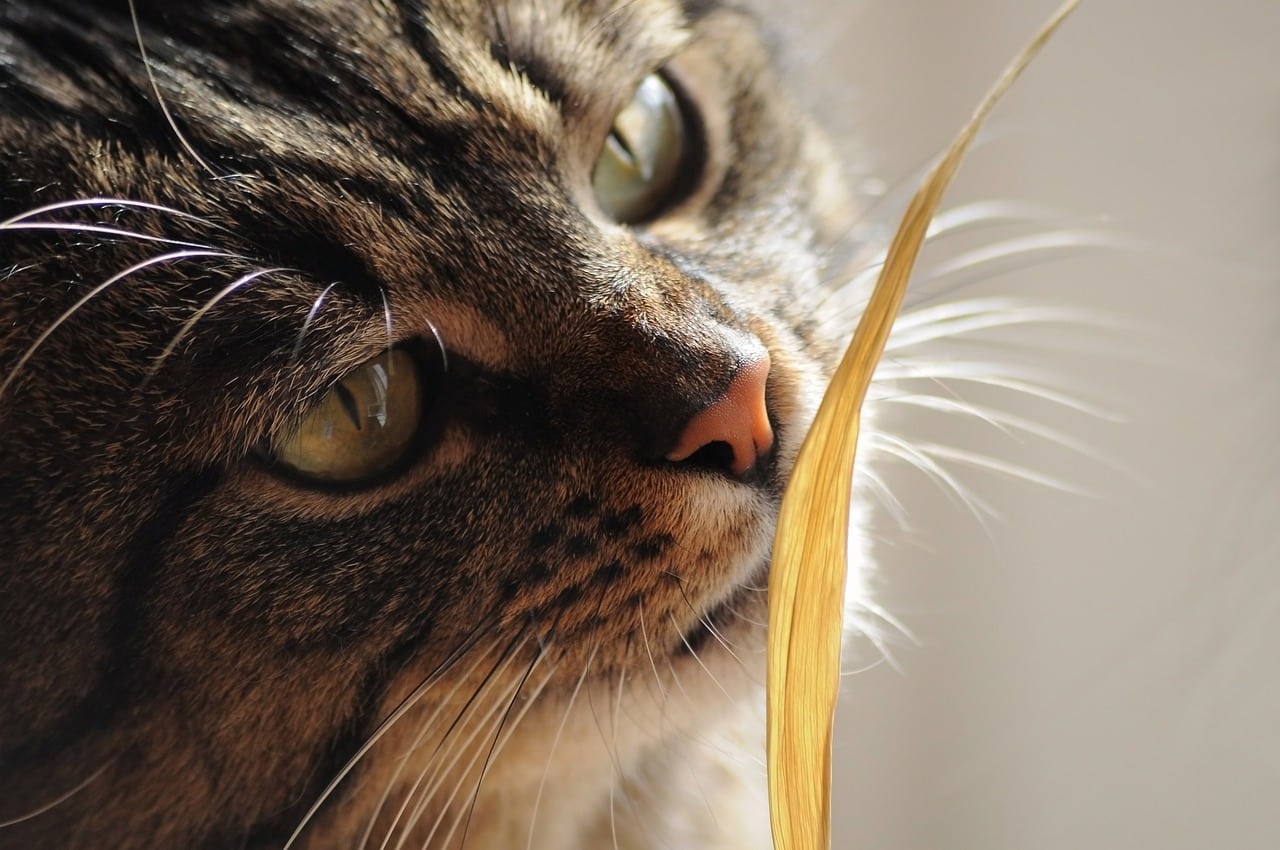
{"left": 752, "top": 1, "right": 1279, "bottom": 848}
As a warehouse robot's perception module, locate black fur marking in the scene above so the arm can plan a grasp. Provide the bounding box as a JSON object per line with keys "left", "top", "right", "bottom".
{"left": 398, "top": 0, "right": 484, "bottom": 108}
{"left": 564, "top": 534, "right": 597, "bottom": 557}
{"left": 528, "top": 560, "right": 551, "bottom": 583}
{"left": 0, "top": 467, "right": 223, "bottom": 771}
{"left": 598, "top": 505, "right": 642, "bottom": 535}
{"left": 551, "top": 582, "right": 584, "bottom": 609}
{"left": 489, "top": 41, "right": 570, "bottom": 106}
{"left": 564, "top": 494, "right": 599, "bottom": 517}
{"left": 527, "top": 521, "right": 563, "bottom": 552}
{"left": 630, "top": 533, "right": 674, "bottom": 561}
{"left": 680, "top": 0, "right": 722, "bottom": 23}
{"left": 596, "top": 559, "right": 625, "bottom": 584}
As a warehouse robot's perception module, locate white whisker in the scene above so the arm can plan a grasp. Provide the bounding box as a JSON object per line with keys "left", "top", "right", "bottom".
{"left": 127, "top": 0, "right": 221, "bottom": 179}
{"left": 282, "top": 628, "right": 491, "bottom": 850}
{"left": 887, "top": 299, "right": 1104, "bottom": 351}
{"left": 877, "top": 393, "right": 1106, "bottom": 461}
{"left": 291, "top": 281, "right": 342, "bottom": 362}
{"left": 147, "top": 267, "right": 290, "bottom": 377}
{"left": 0, "top": 762, "right": 110, "bottom": 829}
{"left": 0, "top": 197, "right": 211, "bottom": 228}
{"left": 0, "top": 221, "right": 212, "bottom": 248}
{"left": 525, "top": 648, "right": 595, "bottom": 850}
{"left": 911, "top": 441, "right": 1098, "bottom": 496}
{"left": 874, "top": 359, "right": 1117, "bottom": 419}
{"left": 924, "top": 229, "right": 1144, "bottom": 285}
{"left": 387, "top": 636, "right": 532, "bottom": 850}
{"left": 863, "top": 432, "right": 999, "bottom": 530}
{"left": 0, "top": 249, "right": 229, "bottom": 400}
{"left": 451, "top": 649, "right": 555, "bottom": 850}
{"left": 667, "top": 614, "right": 733, "bottom": 702}
{"left": 355, "top": 640, "right": 507, "bottom": 850}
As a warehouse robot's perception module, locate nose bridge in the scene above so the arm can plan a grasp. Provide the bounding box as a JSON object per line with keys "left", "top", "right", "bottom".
{"left": 561, "top": 272, "right": 774, "bottom": 475}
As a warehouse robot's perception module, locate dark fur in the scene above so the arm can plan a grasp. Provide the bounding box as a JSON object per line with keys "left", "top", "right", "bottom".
{"left": 0, "top": 1, "right": 854, "bottom": 847}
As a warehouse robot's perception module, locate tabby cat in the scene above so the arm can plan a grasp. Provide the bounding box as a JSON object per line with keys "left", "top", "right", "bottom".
{"left": 0, "top": 1, "right": 874, "bottom": 848}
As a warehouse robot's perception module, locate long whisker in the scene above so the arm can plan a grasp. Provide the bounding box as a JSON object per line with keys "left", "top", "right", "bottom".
{"left": 874, "top": 359, "right": 1116, "bottom": 418}
{"left": 355, "top": 640, "right": 508, "bottom": 850}
{"left": 667, "top": 614, "right": 733, "bottom": 701}
{"left": 909, "top": 441, "right": 1098, "bottom": 496}
{"left": 524, "top": 647, "right": 596, "bottom": 850}
{"left": 282, "top": 625, "right": 490, "bottom": 850}
{"left": 924, "top": 229, "right": 1143, "bottom": 285}
{"left": 291, "top": 281, "right": 341, "bottom": 363}
{"left": 0, "top": 249, "right": 229, "bottom": 400}
{"left": 0, "top": 763, "right": 111, "bottom": 830}
{"left": 876, "top": 392, "right": 1104, "bottom": 460}
{"left": 378, "top": 286, "right": 394, "bottom": 358}
{"left": 607, "top": 663, "right": 627, "bottom": 850}
{"left": 0, "top": 221, "right": 213, "bottom": 248}
{"left": 886, "top": 300, "right": 1105, "bottom": 351}
{"left": 862, "top": 432, "right": 999, "bottom": 531}
{"left": 146, "top": 267, "right": 290, "bottom": 379}
{"left": 384, "top": 633, "right": 531, "bottom": 850}
{"left": 0, "top": 198, "right": 212, "bottom": 228}
{"left": 670, "top": 582, "right": 753, "bottom": 679}
{"left": 454, "top": 645, "right": 549, "bottom": 849}
{"left": 127, "top": 0, "right": 221, "bottom": 179}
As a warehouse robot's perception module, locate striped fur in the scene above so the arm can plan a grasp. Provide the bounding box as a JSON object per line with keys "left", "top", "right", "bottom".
{"left": 0, "top": 1, "right": 858, "bottom": 847}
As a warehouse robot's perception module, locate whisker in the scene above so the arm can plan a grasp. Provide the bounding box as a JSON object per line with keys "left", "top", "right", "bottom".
{"left": 857, "top": 598, "right": 919, "bottom": 648}
{"left": 385, "top": 633, "right": 531, "bottom": 850}
{"left": 0, "top": 221, "right": 212, "bottom": 248}
{"left": 876, "top": 392, "right": 1106, "bottom": 461}
{"left": 145, "top": 267, "right": 290, "bottom": 380}
{"left": 378, "top": 287, "right": 394, "bottom": 358}
{"left": 910, "top": 441, "right": 1098, "bottom": 496}
{"left": 670, "top": 582, "right": 754, "bottom": 680}
{"left": 291, "top": 281, "right": 341, "bottom": 363}
{"left": 0, "top": 762, "right": 110, "bottom": 829}
{"left": 874, "top": 359, "right": 1117, "bottom": 418}
{"left": 455, "top": 645, "right": 549, "bottom": 849}
{"left": 856, "top": 465, "right": 913, "bottom": 531}
{"left": 446, "top": 658, "right": 559, "bottom": 849}
{"left": 524, "top": 647, "right": 596, "bottom": 850}
{"left": 127, "top": 0, "right": 221, "bottom": 178}
{"left": 923, "top": 228, "right": 1144, "bottom": 285}
{"left": 282, "top": 625, "right": 491, "bottom": 850}
{"left": 862, "top": 432, "right": 999, "bottom": 531}
{"left": 667, "top": 614, "right": 733, "bottom": 701}
{"left": 0, "top": 249, "right": 230, "bottom": 400}
{"left": 0, "top": 197, "right": 213, "bottom": 228}
{"left": 886, "top": 299, "right": 1106, "bottom": 351}
{"left": 355, "top": 640, "right": 508, "bottom": 850}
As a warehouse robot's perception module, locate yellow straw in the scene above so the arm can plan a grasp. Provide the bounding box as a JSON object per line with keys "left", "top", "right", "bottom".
{"left": 764, "top": 3, "right": 1081, "bottom": 848}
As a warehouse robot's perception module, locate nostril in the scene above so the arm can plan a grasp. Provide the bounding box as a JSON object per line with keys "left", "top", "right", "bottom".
{"left": 665, "top": 352, "right": 774, "bottom": 478}
{"left": 681, "top": 440, "right": 737, "bottom": 473}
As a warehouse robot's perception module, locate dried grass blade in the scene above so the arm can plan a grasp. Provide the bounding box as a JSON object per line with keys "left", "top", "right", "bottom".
{"left": 764, "top": 3, "right": 1082, "bottom": 848}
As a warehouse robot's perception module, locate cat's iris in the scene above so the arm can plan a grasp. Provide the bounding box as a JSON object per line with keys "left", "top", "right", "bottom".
{"left": 265, "top": 349, "right": 423, "bottom": 484}
{"left": 592, "top": 73, "right": 689, "bottom": 223}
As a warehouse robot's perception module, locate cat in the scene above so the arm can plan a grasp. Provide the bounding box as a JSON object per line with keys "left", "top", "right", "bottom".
{"left": 0, "top": 1, "right": 885, "bottom": 848}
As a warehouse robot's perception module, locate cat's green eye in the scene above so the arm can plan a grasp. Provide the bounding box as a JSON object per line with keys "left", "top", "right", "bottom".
{"left": 266, "top": 349, "right": 423, "bottom": 484}
{"left": 592, "top": 73, "right": 690, "bottom": 224}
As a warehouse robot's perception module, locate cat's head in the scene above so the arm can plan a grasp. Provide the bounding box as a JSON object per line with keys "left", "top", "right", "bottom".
{"left": 0, "top": 1, "right": 859, "bottom": 847}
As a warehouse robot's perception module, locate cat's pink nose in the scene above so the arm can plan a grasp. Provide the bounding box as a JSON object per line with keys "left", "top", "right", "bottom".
{"left": 666, "top": 352, "right": 774, "bottom": 477}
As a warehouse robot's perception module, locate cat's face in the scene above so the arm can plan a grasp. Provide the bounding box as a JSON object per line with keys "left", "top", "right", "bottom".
{"left": 0, "top": 1, "right": 858, "bottom": 847}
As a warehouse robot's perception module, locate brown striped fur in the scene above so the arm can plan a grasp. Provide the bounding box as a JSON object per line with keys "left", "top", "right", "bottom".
{"left": 0, "top": 1, "right": 859, "bottom": 847}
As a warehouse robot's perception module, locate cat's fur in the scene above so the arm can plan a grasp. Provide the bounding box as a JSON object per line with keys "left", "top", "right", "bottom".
{"left": 0, "top": 1, "right": 866, "bottom": 848}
